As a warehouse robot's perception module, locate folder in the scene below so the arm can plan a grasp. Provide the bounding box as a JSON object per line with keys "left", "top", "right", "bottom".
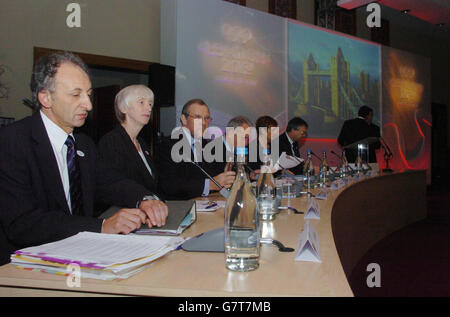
{"left": 99, "top": 200, "right": 196, "bottom": 235}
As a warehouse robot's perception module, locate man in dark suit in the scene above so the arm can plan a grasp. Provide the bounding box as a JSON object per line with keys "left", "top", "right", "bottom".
{"left": 156, "top": 99, "right": 235, "bottom": 200}
{"left": 0, "top": 52, "right": 166, "bottom": 265}
{"left": 337, "top": 105, "right": 381, "bottom": 163}
{"left": 276, "top": 117, "right": 308, "bottom": 175}
{"left": 206, "top": 115, "right": 254, "bottom": 177}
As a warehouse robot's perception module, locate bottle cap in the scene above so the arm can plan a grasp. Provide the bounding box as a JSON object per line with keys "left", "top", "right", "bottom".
{"left": 236, "top": 147, "right": 248, "bottom": 155}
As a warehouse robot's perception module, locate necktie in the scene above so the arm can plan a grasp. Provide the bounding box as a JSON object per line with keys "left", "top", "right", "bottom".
{"left": 292, "top": 141, "right": 300, "bottom": 157}
{"left": 65, "top": 136, "right": 83, "bottom": 215}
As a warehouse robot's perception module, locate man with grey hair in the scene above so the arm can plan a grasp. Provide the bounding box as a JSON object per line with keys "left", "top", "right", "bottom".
{"left": 0, "top": 52, "right": 166, "bottom": 265}
{"left": 156, "top": 99, "right": 236, "bottom": 200}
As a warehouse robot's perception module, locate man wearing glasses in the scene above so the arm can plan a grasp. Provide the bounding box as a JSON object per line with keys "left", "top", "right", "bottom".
{"left": 277, "top": 117, "right": 309, "bottom": 175}
{"left": 156, "top": 99, "right": 235, "bottom": 200}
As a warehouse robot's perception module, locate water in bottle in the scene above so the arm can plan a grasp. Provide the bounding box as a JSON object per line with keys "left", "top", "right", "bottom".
{"left": 224, "top": 148, "right": 260, "bottom": 272}
{"left": 304, "top": 150, "right": 314, "bottom": 190}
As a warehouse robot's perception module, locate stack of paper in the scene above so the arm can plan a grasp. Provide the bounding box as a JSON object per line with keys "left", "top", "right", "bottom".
{"left": 10, "top": 232, "right": 184, "bottom": 280}
{"left": 274, "top": 152, "right": 304, "bottom": 172}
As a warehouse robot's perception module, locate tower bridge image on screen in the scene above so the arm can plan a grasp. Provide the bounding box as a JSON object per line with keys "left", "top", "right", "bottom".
{"left": 291, "top": 47, "right": 380, "bottom": 137}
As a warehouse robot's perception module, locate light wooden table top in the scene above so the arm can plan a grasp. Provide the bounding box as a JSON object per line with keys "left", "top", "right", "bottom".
{"left": 0, "top": 171, "right": 426, "bottom": 297}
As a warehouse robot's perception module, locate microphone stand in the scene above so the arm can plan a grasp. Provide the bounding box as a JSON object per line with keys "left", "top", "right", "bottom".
{"left": 310, "top": 151, "right": 321, "bottom": 162}
{"left": 190, "top": 162, "right": 230, "bottom": 198}
{"left": 380, "top": 138, "right": 393, "bottom": 173}
{"left": 331, "top": 150, "right": 355, "bottom": 175}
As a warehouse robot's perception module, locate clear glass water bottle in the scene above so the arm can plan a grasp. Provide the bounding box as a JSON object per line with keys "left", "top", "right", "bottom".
{"left": 256, "top": 158, "right": 276, "bottom": 221}
{"left": 304, "top": 150, "right": 315, "bottom": 190}
{"left": 340, "top": 150, "right": 349, "bottom": 178}
{"left": 356, "top": 144, "right": 363, "bottom": 174}
{"left": 224, "top": 148, "right": 260, "bottom": 272}
{"left": 319, "top": 150, "right": 329, "bottom": 187}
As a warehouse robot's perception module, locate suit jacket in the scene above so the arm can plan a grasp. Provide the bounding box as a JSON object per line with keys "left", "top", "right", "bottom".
{"left": 0, "top": 112, "right": 102, "bottom": 265}
{"left": 337, "top": 118, "right": 381, "bottom": 163}
{"left": 204, "top": 136, "right": 234, "bottom": 176}
{"left": 96, "top": 125, "right": 162, "bottom": 208}
{"left": 156, "top": 131, "right": 216, "bottom": 200}
{"left": 277, "top": 132, "right": 304, "bottom": 175}
{"left": 206, "top": 136, "right": 261, "bottom": 175}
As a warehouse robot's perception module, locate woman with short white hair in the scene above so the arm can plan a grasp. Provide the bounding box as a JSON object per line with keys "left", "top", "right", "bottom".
{"left": 96, "top": 85, "right": 168, "bottom": 227}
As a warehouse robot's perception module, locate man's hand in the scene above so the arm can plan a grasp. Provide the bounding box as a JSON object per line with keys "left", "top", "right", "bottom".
{"left": 138, "top": 199, "right": 169, "bottom": 228}
{"left": 101, "top": 208, "right": 147, "bottom": 234}
{"left": 210, "top": 171, "right": 236, "bottom": 191}
{"left": 224, "top": 162, "right": 233, "bottom": 172}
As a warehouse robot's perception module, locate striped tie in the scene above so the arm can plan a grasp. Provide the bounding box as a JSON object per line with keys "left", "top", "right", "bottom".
{"left": 65, "top": 135, "right": 83, "bottom": 215}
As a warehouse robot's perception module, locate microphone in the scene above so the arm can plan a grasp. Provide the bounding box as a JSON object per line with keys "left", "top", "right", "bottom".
{"left": 379, "top": 137, "right": 393, "bottom": 173}
{"left": 310, "top": 151, "right": 321, "bottom": 161}
{"left": 380, "top": 137, "right": 393, "bottom": 157}
{"left": 190, "top": 162, "right": 230, "bottom": 198}
{"left": 330, "top": 150, "right": 341, "bottom": 160}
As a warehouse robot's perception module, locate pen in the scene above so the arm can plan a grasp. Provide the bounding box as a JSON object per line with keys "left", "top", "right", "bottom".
{"left": 205, "top": 202, "right": 218, "bottom": 209}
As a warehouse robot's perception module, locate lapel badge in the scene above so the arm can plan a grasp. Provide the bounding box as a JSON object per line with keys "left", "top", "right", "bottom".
{"left": 77, "top": 150, "right": 85, "bottom": 157}
{"left": 145, "top": 150, "right": 150, "bottom": 156}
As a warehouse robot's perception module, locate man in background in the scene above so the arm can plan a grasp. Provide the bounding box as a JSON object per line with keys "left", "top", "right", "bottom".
{"left": 277, "top": 117, "right": 309, "bottom": 175}
{"left": 338, "top": 105, "right": 381, "bottom": 163}
{"left": 156, "top": 99, "right": 235, "bottom": 199}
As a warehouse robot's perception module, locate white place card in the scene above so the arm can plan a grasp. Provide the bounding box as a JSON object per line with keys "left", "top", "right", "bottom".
{"left": 316, "top": 188, "right": 329, "bottom": 200}
{"left": 304, "top": 197, "right": 320, "bottom": 220}
{"left": 295, "top": 220, "right": 321, "bottom": 263}
{"left": 330, "top": 179, "right": 345, "bottom": 190}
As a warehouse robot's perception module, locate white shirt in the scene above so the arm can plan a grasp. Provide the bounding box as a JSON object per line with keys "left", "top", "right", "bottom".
{"left": 40, "top": 111, "right": 73, "bottom": 213}
{"left": 138, "top": 147, "right": 153, "bottom": 177}
{"left": 285, "top": 132, "right": 295, "bottom": 156}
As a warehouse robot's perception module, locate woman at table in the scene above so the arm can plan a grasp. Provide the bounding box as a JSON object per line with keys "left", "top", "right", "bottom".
{"left": 96, "top": 85, "right": 167, "bottom": 223}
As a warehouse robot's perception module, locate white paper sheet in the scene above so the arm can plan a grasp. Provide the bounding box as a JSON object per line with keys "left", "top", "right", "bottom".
{"left": 14, "top": 232, "right": 184, "bottom": 268}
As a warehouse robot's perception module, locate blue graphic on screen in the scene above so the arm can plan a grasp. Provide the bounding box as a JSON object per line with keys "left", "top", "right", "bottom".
{"left": 288, "top": 22, "right": 381, "bottom": 138}
{"left": 174, "top": 0, "right": 287, "bottom": 131}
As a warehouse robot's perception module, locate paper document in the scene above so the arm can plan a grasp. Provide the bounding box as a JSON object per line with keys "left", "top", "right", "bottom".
{"left": 13, "top": 232, "right": 184, "bottom": 269}
{"left": 275, "top": 152, "right": 304, "bottom": 171}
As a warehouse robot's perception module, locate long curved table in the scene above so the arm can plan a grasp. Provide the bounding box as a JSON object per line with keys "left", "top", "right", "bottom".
{"left": 0, "top": 171, "right": 426, "bottom": 296}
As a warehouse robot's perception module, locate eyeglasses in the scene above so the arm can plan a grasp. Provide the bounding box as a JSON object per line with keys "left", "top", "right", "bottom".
{"left": 186, "top": 114, "right": 212, "bottom": 122}
{"left": 297, "top": 129, "right": 308, "bottom": 137}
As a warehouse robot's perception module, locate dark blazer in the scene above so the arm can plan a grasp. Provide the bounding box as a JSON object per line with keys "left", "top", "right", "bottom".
{"left": 277, "top": 132, "right": 304, "bottom": 175}
{"left": 337, "top": 118, "right": 381, "bottom": 163}
{"left": 156, "top": 131, "right": 217, "bottom": 200}
{"left": 204, "top": 136, "right": 233, "bottom": 177}
{"left": 0, "top": 112, "right": 102, "bottom": 265}
{"left": 96, "top": 125, "right": 162, "bottom": 207}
